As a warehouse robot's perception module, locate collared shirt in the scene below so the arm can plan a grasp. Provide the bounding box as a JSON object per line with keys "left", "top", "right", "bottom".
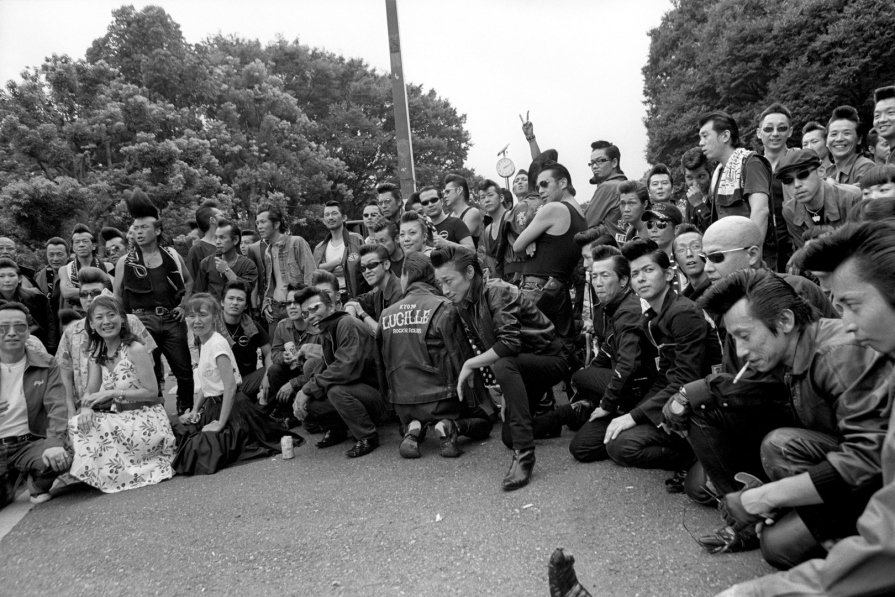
{"left": 265, "top": 235, "right": 316, "bottom": 303}
{"left": 194, "top": 253, "right": 258, "bottom": 300}
{"left": 829, "top": 154, "right": 875, "bottom": 186}
{"left": 783, "top": 180, "right": 862, "bottom": 249}
{"left": 584, "top": 172, "right": 627, "bottom": 238}
{"left": 55, "top": 314, "right": 157, "bottom": 403}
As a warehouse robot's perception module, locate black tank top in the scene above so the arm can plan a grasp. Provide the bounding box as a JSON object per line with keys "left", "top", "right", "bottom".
{"left": 460, "top": 206, "right": 479, "bottom": 248}
{"left": 129, "top": 265, "right": 179, "bottom": 310}
{"left": 523, "top": 201, "right": 586, "bottom": 283}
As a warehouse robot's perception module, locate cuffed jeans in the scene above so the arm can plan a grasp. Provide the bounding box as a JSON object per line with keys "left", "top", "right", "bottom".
{"left": 494, "top": 351, "right": 569, "bottom": 451}
{"left": 136, "top": 311, "right": 194, "bottom": 412}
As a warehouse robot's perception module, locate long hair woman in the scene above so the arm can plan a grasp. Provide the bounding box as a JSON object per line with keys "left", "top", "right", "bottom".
{"left": 172, "top": 293, "right": 302, "bottom": 475}
{"left": 68, "top": 295, "right": 175, "bottom": 492}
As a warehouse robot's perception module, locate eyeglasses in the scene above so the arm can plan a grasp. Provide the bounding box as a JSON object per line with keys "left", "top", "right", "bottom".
{"left": 588, "top": 158, "right": 611, "bottom": 167}
{"left": 420, "top": 198, "right": 441, "bottom": 206}
{"left": 300, "top": 303, "right": 326, "bottom": 318}
{"left": 698, "top": 246, "right": 754, "bottom": 264}
{"left": 78, "top": 289, "right": 103, "bottom": 299}
{"left": 645, "top": 220, "right": 669, "bottom": 230}
{"left": 0, "top": 323, "right": 28, "bottom": 335}
{"left": 360, "top": 260, "right": 383, "bottom": 271}
{"left": 673, "top": 241, "right": 703, "bottom": 256}
{"left": 537, "top": 179, "right": 554, "bottom": 189}
{"left": 779, "top": 169, "right": 814, "bottom": 186}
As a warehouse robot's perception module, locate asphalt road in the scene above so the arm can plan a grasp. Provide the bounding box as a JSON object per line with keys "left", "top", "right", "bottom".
{"left": 0, "top": 411, "right": 773, "bottom": 597}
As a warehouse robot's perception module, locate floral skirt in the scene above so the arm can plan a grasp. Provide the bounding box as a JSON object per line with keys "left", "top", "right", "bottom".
{"left": 68, "top": 405, "right": 176, "bottom": 493}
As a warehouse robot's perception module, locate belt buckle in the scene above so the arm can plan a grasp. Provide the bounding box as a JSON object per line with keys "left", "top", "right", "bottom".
{"left": 155, "top": 306, "right": 167, "bottom": 316}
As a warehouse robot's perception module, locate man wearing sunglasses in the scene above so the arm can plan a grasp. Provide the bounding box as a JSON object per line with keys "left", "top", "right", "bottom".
{"left": 778, "top": 148, "right": 861, "bottom": 250}
{"left": 0, "top": 259, "right": 55, "bottom": 355}
{"left": 418, "top": 186, "right": 474, "bottom": 250}
{"left": 293, "top": 286, "right": 385, "bottom": 458}
{"left": 344, "top": 245, "right": 403, "bottom": 334}
{"left": 0, "top": 302, "right": 70, "bottom": 507}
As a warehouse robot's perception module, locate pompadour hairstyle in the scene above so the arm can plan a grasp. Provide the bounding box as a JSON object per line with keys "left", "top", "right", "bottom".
{"left": 874, "top": 86, "right": 895, "bottom": 104}
{"left": 799, "top": 221, "right": 895, "bottom": 308}
{"left": 430, "top": 245, "right": 482, "bottom": 276}
{"left": 848, "top": 198, "right": 895, "bottom": 223}
{"left": 78, "top": 266, "right": 113, "bottom": 291}
{"left": 293, "top": 285, "right": 333, "bottom": 308}
{"left": 590, "top": 140, "right": 621, "bottom": 168}
{"left": 324, "top": 200, "right": 343, "bottom": 215}
{"left": 591, "top": 245, "right": 629, "bottom": 281}
{"left": 402, "top": 252, "right": 437, "bottom": 287}
{"left": 310, "top": 269, "right": 340, "bottom": 294}
{"left": 620, "top": 238, "right": 670, "bottom": 269}
{"left": 215, "top": 218, "right": 240, "bottom": 241}
{"left": 125, "top": 188, "right": 159, "bottom": 220}
{"left": 256, "top": 203, "right": 288, "bottom": 233}
{"left": 698, "top": 268, "right": 817, "bottom": 334}
{"left": 647, "top": 163, "right": 674, "bottom": 186}
{"left": 100, "top": 227, "right": 125, "bottom": 243}
{"left": 45, "top": 236, "right": 70, "bottom": 253}
{"left": 574, "top": 226, "right": 618, "bottom": 248}
{"left": 827, "top": 105, "right": 861, "bottom": 131}
{"left": 369, "top": 219, "right": 398, "bottom": 239}
{"left": 359, "top": 243, "right": 390, "bottom": 262}
{"left": 71, "top": 223, "right": 95, "bottom": 243}
{"left": 617, "top": 180, "right": 650, "bottom": 204}
{"left": 377, "top": 182, "right": 402, "bottom": 203}
{"left": 680, "top": 147, "right": 709, "bottom": 172}
{"left": 858, "top": 165, "right": 895, "bottom": 190}
{"left": 443, "top": 173, "right": 470, "bottom": 201}
{"left": 540, "top": 160, "right": 576, "bottom": 196}
{"left": 802, "top": 121, "right": 827, "bottom": 137}
{"left": 223, "top": 280, "right": 252, "bottom": 300}
{"left": 195, "top": 200, "right": 220, "bottom": 233}
{"left": 758, "top": 102, "right": 792, "bottom": 124}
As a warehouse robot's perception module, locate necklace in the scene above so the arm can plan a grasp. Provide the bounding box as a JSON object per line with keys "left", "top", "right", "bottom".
{"left": 805, "top": 204, "right": 823, "bottom": 224}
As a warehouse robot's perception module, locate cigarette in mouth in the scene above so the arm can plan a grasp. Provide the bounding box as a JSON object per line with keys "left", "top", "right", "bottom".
{"left": 733, "top": 362, "right": 750, "bottom": 384}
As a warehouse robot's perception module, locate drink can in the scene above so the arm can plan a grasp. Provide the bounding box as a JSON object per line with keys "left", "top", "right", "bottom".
{"left": 281, "top": 435, "right": 294, "bottom": 459}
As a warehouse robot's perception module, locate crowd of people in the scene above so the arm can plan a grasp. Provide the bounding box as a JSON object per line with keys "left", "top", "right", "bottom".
{"left": 2, "top": 84, "right": 895, "bottom": 596}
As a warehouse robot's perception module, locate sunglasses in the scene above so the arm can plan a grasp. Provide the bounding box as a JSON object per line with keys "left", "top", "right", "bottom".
{"left": 361, "top": 260, "right": 383, "bottom": 271}
{"left": 419, "top": 198, "right": 441, "bottom": 206}
{"left": 537, "top": 179, "right": 553, "bottom": 189}
{"left": 645, "top": 220, "right": 669, "bottom": 230}
{"left": 0, "top": 323, "right": 28, "bottom": 335}
{"left": 300, "top": 302, "right": 326, "bottom": 319}
{"left": 78, "top": 289, "right": 103, "bottom": 299}
{"left": 698, "top": 246, "right": 753, "bottom": 264}
{"left": 779, "top": 169, "right": 814, "bottom": 186}
{"left": 588, "top": 158, "right": 611, "bottom": 167}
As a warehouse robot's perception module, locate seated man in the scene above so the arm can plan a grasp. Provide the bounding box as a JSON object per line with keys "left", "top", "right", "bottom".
{"left": 56, "top": 267, "right": 156, "bottom": 413}
{"left": 219, "top": 281, "right": 271, "bottom": 401}
{"left": 714, "top": 220, "right": 895, "bottom": 597}
{"left": 666, "top": 269, "right": 890, "bottom": 566}
{"left": 431, "top": 246, "right": 570, "bottom": 491}
{"left": 598, "top": 239, "right": 721, "bottom": 472}
{"left": 380, "top": 252, "right": 492, "bottom": 459}
{"left": 344, "top": 244, "right": 403, "bottom": 334}
{"left": 0, "top": 258, "right": 55, "bottom": 353}
{"left": 0, "top": 302, "right": 70, "bottom": 506}
{"left": 673, "top": 225, "right": 711, "bottom": 302}
{"left": 266, "top": 283, "right": 321, "bottom": 428}
{"left": 293, "top": 287, "right": 385, "bottom": 458}
{"left": 568, "top": 246, "right": 657, "bottom": 463}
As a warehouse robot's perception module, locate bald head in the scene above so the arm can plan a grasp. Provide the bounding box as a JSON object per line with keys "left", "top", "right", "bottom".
{"left": 0, "top": 237, "right": 16, "bottom": 260}
{"left": 702, "top": 216, "right": 763, "bottom": 281}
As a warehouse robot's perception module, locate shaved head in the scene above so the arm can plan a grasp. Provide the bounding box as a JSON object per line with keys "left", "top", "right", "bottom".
{"left": 702, "top": 216, "right": 764, "bottom": 281}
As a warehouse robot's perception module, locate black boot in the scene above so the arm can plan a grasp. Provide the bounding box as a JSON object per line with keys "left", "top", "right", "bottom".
{"left": 502, "top": 447, "right": 535, "bottom": 491}
{"left": 548, "top": 547, "right": 593, "bottom": 597}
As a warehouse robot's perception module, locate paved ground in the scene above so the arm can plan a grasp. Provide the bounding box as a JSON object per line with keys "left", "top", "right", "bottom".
{"left": 0, "top": 409, "right": 773, "bottom": 597}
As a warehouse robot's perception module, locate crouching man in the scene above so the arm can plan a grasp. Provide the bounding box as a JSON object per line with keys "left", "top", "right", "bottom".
{"left": 379, "top": 252, "right": 492, "bottom": 459}
{"left": 292, "top": 287, "right": 385, "bottom": 458}
{"left": 0, "top": 303, "right": 70, "bottom": 506}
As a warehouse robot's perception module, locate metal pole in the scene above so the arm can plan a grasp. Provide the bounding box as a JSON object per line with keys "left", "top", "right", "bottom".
{"left": 385, "top": 0, "right": 416, "bottom": 199}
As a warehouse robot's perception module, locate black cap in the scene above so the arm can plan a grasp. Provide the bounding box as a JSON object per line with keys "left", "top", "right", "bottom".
{"left": 775, "top": 148, "right": 822, "bottom": 179}
{"left": 641, "top": 202, "right": 683, "bottom": 226}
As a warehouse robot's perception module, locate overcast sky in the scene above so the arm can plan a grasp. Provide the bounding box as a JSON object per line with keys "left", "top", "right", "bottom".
{"left": 0, "top": 0, "right": 672, "bottom": 202}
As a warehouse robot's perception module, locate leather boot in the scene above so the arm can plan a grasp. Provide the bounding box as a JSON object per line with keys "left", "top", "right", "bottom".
{"left": 502, "top": 447, "right": 535, "bottom": 491}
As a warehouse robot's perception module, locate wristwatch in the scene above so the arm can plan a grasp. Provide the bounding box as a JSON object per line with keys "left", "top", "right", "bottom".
{"left": 670, "top": 387, "right": 689, "bottom": 415}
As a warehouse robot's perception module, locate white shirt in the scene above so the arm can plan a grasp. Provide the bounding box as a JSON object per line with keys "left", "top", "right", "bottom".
{"left": 0, "top": 357, "right": 30, "bottom": 438}
{"left": 197, "top": 332, "right": 242, "bottom": 397}
{"left": 324, "top": 238, "right": 346, "bottom": 288}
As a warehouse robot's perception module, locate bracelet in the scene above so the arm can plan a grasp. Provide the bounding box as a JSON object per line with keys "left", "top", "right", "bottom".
{"left": 525, "top": 134, "right": 536, "bottom": 142}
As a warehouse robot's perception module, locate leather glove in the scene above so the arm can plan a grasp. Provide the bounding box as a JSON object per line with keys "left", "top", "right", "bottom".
{"left": 719, "top": 472, "right": 765, "bottom": 531}
{"left": 661, "top": 390, "right": 691, "bottom": 434}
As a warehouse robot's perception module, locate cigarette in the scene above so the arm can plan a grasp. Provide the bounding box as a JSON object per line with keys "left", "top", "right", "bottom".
{"left": 733, "top": 362, "right": 750, "bottom": 384}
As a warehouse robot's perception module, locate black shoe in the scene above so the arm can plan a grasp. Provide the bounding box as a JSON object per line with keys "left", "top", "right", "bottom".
{"left": 282, "top": 416, "right": 300, "bottom": 430}
{"left": 665, "top": 470, "right": 687, "bottom": 494}
{"left": 548, "top": 547, "right": 593, "bottom": 597}
{"left": 316, "top": 428, "right": 348, "bottom": 449}
{"left": 399, "top": 430, "right": 422, "bottom": 459}
{"left": 436, "top": 420, "right": 462, "bottom": 458}
{"left": 346, "top": 436, "right": 379, "bottom": 458}
{"left": 302, "top": 419, "right": 324, "bottom": 434}
{"left": 502, "top": 448, "right": 535, "bottom": 491}
{"left": 698, "top": 526, "right": 760, "bottom": 554}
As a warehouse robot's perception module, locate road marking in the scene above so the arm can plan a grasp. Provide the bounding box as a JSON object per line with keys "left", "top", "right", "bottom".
{"left": 0, "top": 489, "right": 35, "bottom": 542}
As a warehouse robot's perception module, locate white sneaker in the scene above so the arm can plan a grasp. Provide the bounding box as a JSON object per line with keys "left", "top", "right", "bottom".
{"left": 26, "top": 476, "right": 52, "bottom": 504}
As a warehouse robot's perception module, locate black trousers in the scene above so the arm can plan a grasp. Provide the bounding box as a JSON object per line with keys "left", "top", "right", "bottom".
{"left": 494, "top": 351, "right": 569, "bottom": 451}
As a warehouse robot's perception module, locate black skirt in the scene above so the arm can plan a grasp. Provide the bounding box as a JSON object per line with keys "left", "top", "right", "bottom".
{"left": 171, "top": 392, "right": 304, "bottom": 475}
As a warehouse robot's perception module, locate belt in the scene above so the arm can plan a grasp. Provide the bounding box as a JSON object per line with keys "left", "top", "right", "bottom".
{"left": 96, "top": 401, "right": 159, "bottom": 413}
{"left": 0, "top": 433, "right": 35, "bottom": 445}
{"left": 134, "top": 306, "right": 176, "bottom": 316}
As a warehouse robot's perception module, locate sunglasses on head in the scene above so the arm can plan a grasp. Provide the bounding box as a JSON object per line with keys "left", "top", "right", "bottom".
{"left": 645, "top": 220, "right": 669, "bottom": 230}
{"left": 361, "top": 260, "right": 383, "bottom": 272}
{"left": 698, "top": 246, "right": 754, "bottom": 264}
{"left": 779, "top": 169, "right": 814, "bottom": 186}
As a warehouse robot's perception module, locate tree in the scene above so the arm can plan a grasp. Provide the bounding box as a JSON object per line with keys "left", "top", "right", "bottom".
{"left": 643, "top": 0, "right": 895, "bottom": 168}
